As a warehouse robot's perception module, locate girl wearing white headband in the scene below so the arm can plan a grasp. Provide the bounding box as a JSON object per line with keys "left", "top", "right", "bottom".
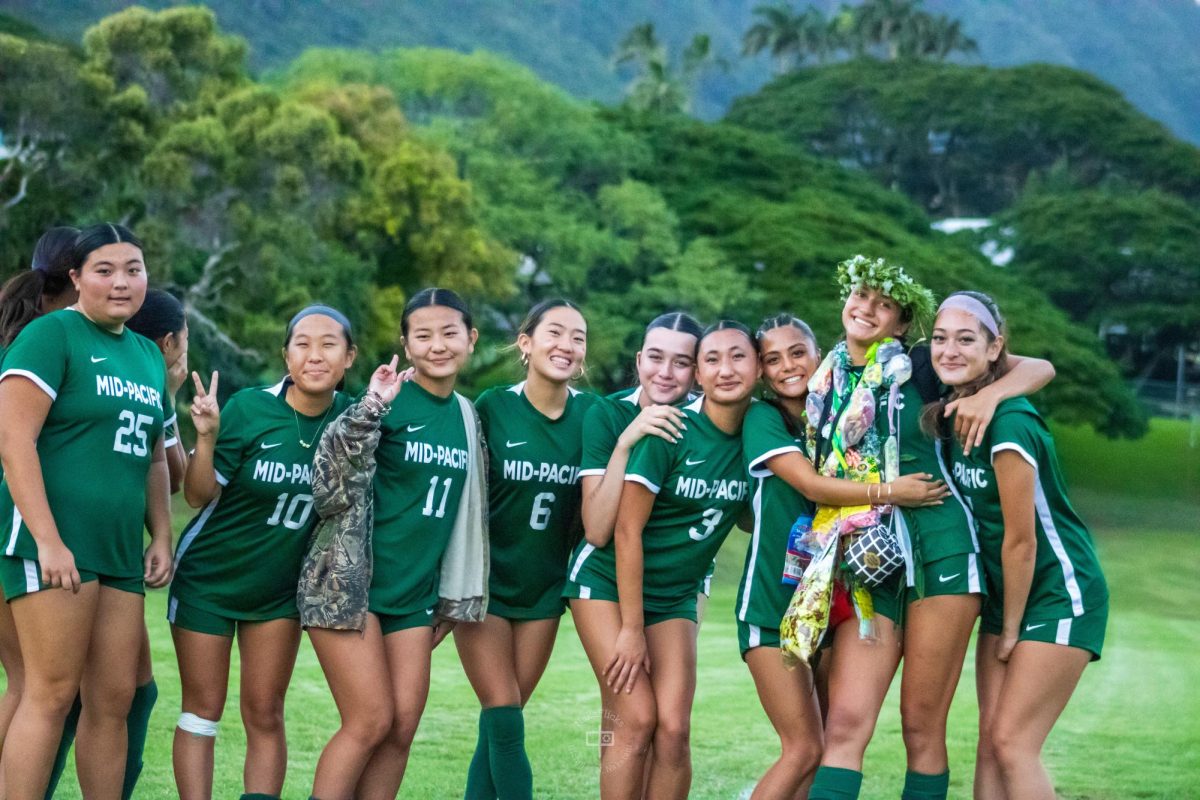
{"left": 929, "top": 291, "right": 1107, "bottom": 800}
{"left": 795, "top": 257, "right": 1057, "bottom": 800}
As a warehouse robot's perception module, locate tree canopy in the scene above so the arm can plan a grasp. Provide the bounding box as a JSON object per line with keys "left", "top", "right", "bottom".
{"left": 726, "top": 59, "right": 1200, "bottom": 217}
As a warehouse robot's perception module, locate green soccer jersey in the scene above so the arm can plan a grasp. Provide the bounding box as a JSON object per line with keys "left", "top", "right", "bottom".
{"left": 477, "top": 382, "right": 596, "bottom": 618}
{"left": 578, "top": 386, "right": 642, "bottom": 477}
{"left": 171, "top": 381, "right": 350, "bottom": 619}
{"left": 949, "top": 397, "right": 1108, "bottom": 621}
{"left": 0, "top": 310, "right": 167, "bottom": 579}
{"left": 879, "top": 373, "right": 978, "bottom": 562}
{"left": 570, "top": 397, "right": 750, "bottom": 610}
{"left": 738, "top": 401, "right": 815, "bottom": 629}
{"left": 370, "top": 380, "right": 470, "bottom": 616}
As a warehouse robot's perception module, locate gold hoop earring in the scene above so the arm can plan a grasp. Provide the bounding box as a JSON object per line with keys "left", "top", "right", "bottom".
{"left": 571, "top": 362, "right": 586, "bottom": 382}
{"left": 520, "top": 351, "right": 530, "bottom": 368}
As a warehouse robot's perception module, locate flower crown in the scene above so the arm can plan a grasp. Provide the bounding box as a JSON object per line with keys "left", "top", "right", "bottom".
{"left": 835, "top": 255, "right": 936, "bottom": 330}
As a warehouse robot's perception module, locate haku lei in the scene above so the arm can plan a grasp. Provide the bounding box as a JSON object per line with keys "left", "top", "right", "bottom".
{"left": 780, "top": 338, "right": 912, "bottom": 667}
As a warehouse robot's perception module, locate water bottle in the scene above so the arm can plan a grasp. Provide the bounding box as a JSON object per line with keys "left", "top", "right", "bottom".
{"left": 782, "top": 514, "right": 815, "bottom": 586}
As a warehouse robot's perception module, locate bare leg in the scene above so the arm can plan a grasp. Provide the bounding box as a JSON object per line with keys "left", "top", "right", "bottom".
{"left": 900, "top": 594, "right": 979, "bottom": 774}
{"left": 990, "top": 640, "right": 1090, "bottom": 800}
{"left": 171, "top": 625, "right": 233, "bottom": 800}
{"left": 818, "top": 616, "right": 902, "bottom": 771}
{"left": 4, "top": 584, "right": 97, "bottom": 800}
{"left": 355, "top": 625, "right": 434, "bottom": 799}
{"left": 512, "top": 618, "right": 560, "bottom": 707}
{"left": 308, "top": 618, "right": 393, "bottom": 799}
{"left": 643, "top": 618, "right": 697, "bottom": 800}
{"left": 973, "top": 634, "right": 1006, "bottom": 800}
{"left": 568, "top": 599, "right": 657, "bottom": 800}
{"left": 0, "top": 598, "right": 26, "bottom": 795}
{"left": 76, "top": 587, "right": 143, "bottom": 800}
{"left": 744, "top": 648, "right": 823, "bottom": 799}
{"left": 237, "top": 619, "right": 300, "bottom": 796}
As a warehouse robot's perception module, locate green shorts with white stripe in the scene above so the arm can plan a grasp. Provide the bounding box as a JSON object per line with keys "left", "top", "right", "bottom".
{"left": 981, "top": 599, "right": 1108, "bottom": 661}
{"left": 737, "top": 618, "right": 781, "bottom": 658}
{"left": 912, "top": 552, "right": 986, "bottom": 601}
{"left": 0, "top": 555, "right": 143, "bottom": 601}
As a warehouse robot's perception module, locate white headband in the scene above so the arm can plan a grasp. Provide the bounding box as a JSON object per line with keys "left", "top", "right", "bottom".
{"left": 937, "top": 295, "right": 1000, "bottom": 336}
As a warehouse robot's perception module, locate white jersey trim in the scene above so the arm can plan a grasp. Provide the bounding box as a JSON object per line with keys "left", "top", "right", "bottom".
{"left": 1034, "top": 477, "right": 1085, "bottom": 616}
{"left": 621, "top": 386, "right": 643, "bottom": 406}
{"left": 0, "top": 369, "right": 57, "bottom": 401}
{"left": 23, "top": 558, "right": 39, "bottom": 594}
{"left": 737, "top": 477, "right": 766, "bottom": 621}
{"left": 1055, "top": 617, "right": 1072, "bottom": 645}
{"left": 748, "top": 445, "right": 801, "bottom": 479}
{"left": 967, "top": 553, "right": 982, "bottom": 594}
{"left": 173, "top": 494, "right": 221, "bottom": 570}
{"left": 577, "top": 468, "right": 606, "bottom": 478}
{"left": 569, "top": 543, "right": 595, "bottom": 582}
{"left": 625, "top": 473, "right": 660, "bottom": 494}
{"left": 991, "top": 442, "right": 1038, "bottom": 469}
{"left": 747, "top": 623, "right": 762, "bottom": 649}
{"left": 935, "top": 438, "right": 979, "bottom": 553}
{"left": 684, "top": 395, "right": 704, "bottom": 413}
{"left": 5, "top": 507, "right": 22, "bottom": 556}
{"left": 213, "top": 469, "right": 230, "bottom": 487}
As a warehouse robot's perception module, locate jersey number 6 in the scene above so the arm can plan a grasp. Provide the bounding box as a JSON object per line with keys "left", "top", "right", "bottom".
{"left": 530, "top": 492, "right": 556, "bottom": 531}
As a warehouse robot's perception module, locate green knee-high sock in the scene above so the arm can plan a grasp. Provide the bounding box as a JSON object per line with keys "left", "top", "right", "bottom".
{"left": 122, "top": 678, "right": 158, "bottom": 800}
{"left": 464, "top": 710, "right": 497, "bottom": 800}
{"left": 239, "top": 794, "right": 281, "bottom": 800}
{"left": 808, "top": 766, "right": 864, "bottom": 800}
{"left": 483, "top": 706, "right": 532, "bottom": 800}
{"left": 45, "top": 694, "right": 82, "bottom": 800}
{"left": 901, "top": 769, "right": 950, "bottom": 800}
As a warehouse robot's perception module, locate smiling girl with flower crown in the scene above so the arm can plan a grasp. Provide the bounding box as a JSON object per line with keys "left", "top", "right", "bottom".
{"left": 788, "top": 256, "right": 1057, "bottom": 800}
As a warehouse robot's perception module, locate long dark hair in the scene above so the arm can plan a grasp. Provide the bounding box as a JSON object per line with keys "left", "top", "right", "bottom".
{"left": 756, "top": 313, "right": 818, "bottom": 438}
{"left": 920, "top": 291, "right": 1011, "bottom": 440}
{"left": 0, "top": 226, "right": 79, "bottom": 347}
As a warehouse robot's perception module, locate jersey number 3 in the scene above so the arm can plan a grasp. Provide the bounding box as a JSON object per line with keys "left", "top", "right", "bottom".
{"left": 688, "top": 508, "right": 724, "bottom": 541}
{"left": 113, "top": 410, "right": 155, "bottom": 457}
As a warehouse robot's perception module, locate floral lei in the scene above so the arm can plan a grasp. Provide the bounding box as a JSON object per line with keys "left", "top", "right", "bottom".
{"left": 805, "top": 337, "right": 911, "bottom": 487}
{"left": 780, "top": 337, "right": 913, "bottom": 666}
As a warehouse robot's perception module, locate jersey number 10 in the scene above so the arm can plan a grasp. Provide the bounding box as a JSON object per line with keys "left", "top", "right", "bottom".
{"left": 267, "top": 493, "right": 314, "bottom": 530}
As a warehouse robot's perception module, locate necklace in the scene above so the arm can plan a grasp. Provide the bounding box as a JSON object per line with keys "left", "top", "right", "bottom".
{"left": 294, "top": 399, "right": 335, "bottom": 449}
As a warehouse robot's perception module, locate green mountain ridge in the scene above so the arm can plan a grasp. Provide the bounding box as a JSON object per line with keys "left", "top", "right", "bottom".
{"left": 1, "top": 0, "right": 1198, "bottom": 142}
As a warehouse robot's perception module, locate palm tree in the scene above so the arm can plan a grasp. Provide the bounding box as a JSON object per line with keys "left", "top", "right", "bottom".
{"left": 614, "top": 23, "right": 721, "bottom": 114}
{"left": 850, "top": 0, "right": 923, "bottom": 61}
{"left": 743, "top": 4, "right": 837, "bottom": 73}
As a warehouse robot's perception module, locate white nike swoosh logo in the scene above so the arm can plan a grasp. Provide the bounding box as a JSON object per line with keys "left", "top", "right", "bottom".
{"left": 938, "top": 573, "right": 961, "bottom": 583}
{"left": 506, "top": 440, "right": 527, "bottom": 448}
{"left": 1024, "top": 623, "right": 1046, "bottom": 631}
{"left": 90, "top": 356, "right": 107, "bottom": 363}
{"left": 425, "top": 609, "right": 434, "bottom": 615}
{"left": 685, "top": 458, "right": 705, "bottom": 466}
{"left": 260, "top": 442, "right": 282, "bottom": 450}
{"left": 406, "top": 424, "right": 426, "bottom": 433}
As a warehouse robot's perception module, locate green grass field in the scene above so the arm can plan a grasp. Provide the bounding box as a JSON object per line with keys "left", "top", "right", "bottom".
{"left": 22, "top": 420, "right": 1200, "bottom": 798}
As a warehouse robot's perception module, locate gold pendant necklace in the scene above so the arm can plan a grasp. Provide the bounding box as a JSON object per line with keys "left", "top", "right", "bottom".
{"left": 294, "top": 401, "right": 335, "bottom": 449}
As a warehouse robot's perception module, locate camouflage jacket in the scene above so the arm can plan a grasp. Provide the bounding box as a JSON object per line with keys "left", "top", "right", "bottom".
{"left": 296, "top": 392, "right": 387, "bottom": 632}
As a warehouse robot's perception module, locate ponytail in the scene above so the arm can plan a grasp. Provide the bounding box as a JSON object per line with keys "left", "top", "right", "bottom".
{"left": 0, "top": 226, "right": 79, "bottom": 347}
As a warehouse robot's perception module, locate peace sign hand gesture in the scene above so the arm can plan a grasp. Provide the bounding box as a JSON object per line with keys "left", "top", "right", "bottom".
{"left": 190, "top": 371, "right": 221, "bottom": 439}
{"left": 368, "top": 355, "right": 409, "bottom": 405}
